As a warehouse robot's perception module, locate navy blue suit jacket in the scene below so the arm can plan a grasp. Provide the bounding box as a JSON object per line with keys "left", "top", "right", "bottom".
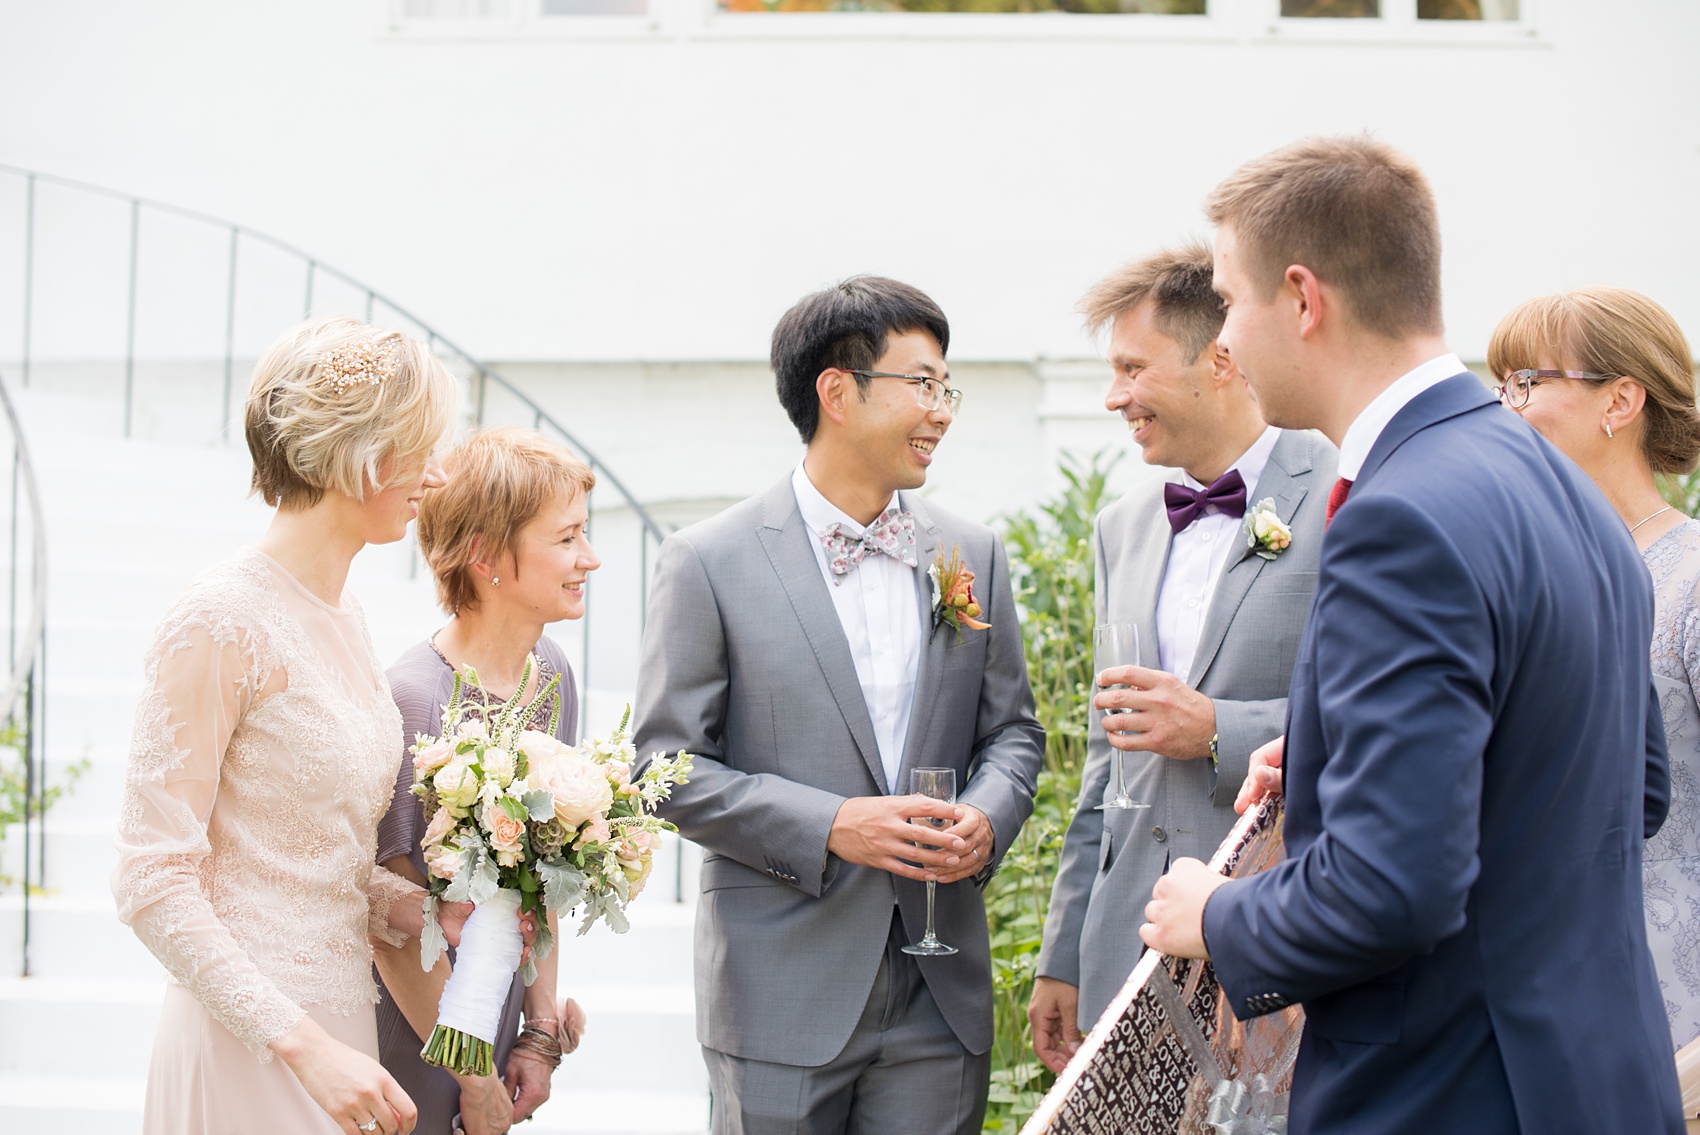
{"left": 1202, "top": 375, "right": 1682, "bottom": 1134}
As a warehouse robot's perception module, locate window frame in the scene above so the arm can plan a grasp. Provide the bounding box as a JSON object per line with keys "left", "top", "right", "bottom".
{"left": 378, "top": 0, "right": 1547, "bottom": 44}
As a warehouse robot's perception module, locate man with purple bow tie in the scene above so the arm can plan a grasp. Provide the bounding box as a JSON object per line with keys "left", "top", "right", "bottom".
{"left": 634, "top": 276, "right": 1043, "bottom": 1135}
{"left": 1028, "top": 243, "right": 1337, "bottom": 1072}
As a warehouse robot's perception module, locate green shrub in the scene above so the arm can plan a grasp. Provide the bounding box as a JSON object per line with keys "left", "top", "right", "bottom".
{"left": 983, "top": 450, "right": 1120, "bottom": 1133}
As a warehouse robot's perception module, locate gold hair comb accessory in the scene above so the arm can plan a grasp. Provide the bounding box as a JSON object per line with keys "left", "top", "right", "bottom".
{"left": 317, "top": 339, "right": 399, "bottom": 395}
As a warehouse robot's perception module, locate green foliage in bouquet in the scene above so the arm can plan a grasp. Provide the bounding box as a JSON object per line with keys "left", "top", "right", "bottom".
{"left": 982, "top": 451, "right": 1120, "bottom": 1133}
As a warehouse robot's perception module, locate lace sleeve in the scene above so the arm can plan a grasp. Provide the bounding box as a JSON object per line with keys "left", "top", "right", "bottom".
{"left": 366, "top": 862, "right": 424, "bottom": 947}
{"left": 110, "top": 611, "right": 306, "bottom": 1059}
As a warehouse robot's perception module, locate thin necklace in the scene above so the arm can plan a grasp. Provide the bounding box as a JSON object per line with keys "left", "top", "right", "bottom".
{"left": 1630, "top": 504, "right": 1676, "bottom": 534}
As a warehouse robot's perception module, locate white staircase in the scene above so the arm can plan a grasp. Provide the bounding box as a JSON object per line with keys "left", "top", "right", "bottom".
{"left": 0, "top": 387, "right": 708, "bottom": 1135}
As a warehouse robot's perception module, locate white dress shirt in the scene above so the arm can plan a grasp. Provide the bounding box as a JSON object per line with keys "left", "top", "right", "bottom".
{"left": 1155, "top": 427, "right": 1281, "bottom": 682}
{"left": 1336, "top": 354, "right": 1468, "bottom": 481}
{"left": 792, "top": 462, "right": 921, "bottom": 794}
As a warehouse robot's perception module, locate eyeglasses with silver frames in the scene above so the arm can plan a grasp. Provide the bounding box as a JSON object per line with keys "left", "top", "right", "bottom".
{"left": 850, "top": 370, "right": 964, "bottom": 415}
{"left": 1495, "top": 368, "right": 1617, "bottom": 410}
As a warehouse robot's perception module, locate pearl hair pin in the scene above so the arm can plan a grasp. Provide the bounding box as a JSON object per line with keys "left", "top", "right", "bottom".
{"left": 317, "top": 338, "right": 398, "bottom": 395}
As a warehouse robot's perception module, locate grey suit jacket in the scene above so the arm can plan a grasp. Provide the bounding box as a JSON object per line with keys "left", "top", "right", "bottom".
{"left": 633, "top": 476, "right": 1044, "bottom": 1067}
{"left": 1034, "top": 429, "right": 1337, "bottom": 1029}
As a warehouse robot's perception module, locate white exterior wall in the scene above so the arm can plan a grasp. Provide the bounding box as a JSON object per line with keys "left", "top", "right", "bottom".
{"left": 0, "top": 0, "right": 1695, "bottom": 368}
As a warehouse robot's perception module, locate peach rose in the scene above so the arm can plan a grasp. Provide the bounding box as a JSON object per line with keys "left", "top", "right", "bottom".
{"left": 412, "top": 738, "right": 454, "bottom": 776}
{"left": 573, "top": 815, "right": 612, "bottom": 849}
{"left": 424, "top": 842, "right": 460, "bottom": 881}
{"left": 542, "top": 754, "right": 614, "bottom": 829}
{"left": 421, "top": 805, "right": 456, "bottom": 850}
{"left": 482, "top": 798, "right": 526, "bottom": 856}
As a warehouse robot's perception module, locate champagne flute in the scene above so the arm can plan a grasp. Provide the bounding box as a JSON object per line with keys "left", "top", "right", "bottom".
{"left": 1094, "top": 622, "right": 1150, "bottom": 811}
{"left": 901, "top": 766, "right": 959, "bottom": 958}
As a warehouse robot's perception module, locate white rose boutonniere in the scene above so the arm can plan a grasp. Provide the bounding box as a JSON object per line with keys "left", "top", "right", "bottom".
{"left": 1243, "top": 498, "right": 1293, "bottom": 561}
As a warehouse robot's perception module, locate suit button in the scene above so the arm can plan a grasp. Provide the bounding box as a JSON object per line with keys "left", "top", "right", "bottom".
{"left": 1152, "top": 826, "right": 1168, "bottom": 843}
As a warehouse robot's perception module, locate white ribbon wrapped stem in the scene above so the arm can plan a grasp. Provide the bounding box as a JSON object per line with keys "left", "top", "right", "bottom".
{"left": 436, "top": 887, "right": 524, "bottom": 1044}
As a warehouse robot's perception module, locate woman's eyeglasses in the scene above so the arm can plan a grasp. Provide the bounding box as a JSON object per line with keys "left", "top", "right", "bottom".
{"left": 1495, "top": 368, "right": 1616, "bottom": 410}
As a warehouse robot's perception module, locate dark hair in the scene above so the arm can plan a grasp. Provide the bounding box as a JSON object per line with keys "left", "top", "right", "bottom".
{"left": 1079, "top": 242, "right": 1224, "bottom": 362}
{"left": 1206, "top": 134, "right": 1443, "bottom": 339}
{"left": 770, "top": 276, "right": 950, "bottom": 442}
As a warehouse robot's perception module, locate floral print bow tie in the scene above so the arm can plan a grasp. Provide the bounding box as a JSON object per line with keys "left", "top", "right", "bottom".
{"left": 819, "top": 506, "right": 919, "bottom": 583}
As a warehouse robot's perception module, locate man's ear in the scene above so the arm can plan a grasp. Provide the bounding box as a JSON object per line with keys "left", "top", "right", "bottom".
{"left": 1208, "top": 340, "right": 1239, "bottom": 388}
{"left": 1287, "top": 264, "right": 1326, "bottom": 340}
{"left": 816, "top": 368, "right": 855, "bottom": 430}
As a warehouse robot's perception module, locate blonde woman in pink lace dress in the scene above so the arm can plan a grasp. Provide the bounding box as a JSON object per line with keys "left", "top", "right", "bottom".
{"left": 112, "top": 316, "right": 460, "bottom": 1135}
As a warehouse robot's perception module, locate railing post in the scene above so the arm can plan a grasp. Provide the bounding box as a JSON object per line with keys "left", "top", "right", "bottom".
{"left": 222, "top": 227, "right": 238, "bottom": 444}
{"left": 20, "top": 174, "right": 33, "bottom": 389}
{"left": 366, "top": 290, "right": 375, "bottom": 324}
{"left": 124, "top": 199, "right": 139, "bottom": 439}
{"left": 19, "top": 667, "right": 34, "bottom": 977}
{"left": 476, "top": 367, "right": 488, "bottom": 427}
{"left": 303, "top": 260, "right": 315, "bottom": 318}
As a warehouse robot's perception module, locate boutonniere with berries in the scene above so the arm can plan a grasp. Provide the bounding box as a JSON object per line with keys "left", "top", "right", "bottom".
{"left": 929, "top": 546, "right": 991, "bottom": 640}
{"left": 1242, "top": 497, "right": 1294, "bottom": 561}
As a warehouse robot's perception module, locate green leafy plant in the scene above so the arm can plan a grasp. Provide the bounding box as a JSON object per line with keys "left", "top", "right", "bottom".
{"left": 982, "top": 450, "right": 1121, "bottom": 1133}
{"left": 0, "top": 719, "right": 88, "bottom": 890}
{"left": 1658, "top": 470, "right": 1700, "bottom": 518}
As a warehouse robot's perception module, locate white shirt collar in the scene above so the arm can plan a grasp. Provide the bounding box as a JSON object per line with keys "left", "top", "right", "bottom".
{"left": 1337, "top": 354, "right": 1467, "bottom": 481}
{"left": 1179, "top": 425, "right": 1282, "bottom": 497}
{"left": 792, "top": 461, "right": 898, "bottom": 536}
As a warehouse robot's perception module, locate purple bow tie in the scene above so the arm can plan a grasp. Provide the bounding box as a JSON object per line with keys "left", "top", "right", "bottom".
{"left": 819, "top": 506, "right": 918, "bottom": 583}
{"left": 1164, "top": 469, "right": 1248, "bottom": 533}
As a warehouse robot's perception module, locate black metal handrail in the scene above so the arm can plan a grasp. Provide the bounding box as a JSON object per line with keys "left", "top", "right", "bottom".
{"left": 1, "top": 163, "right": 671, "bottom": 720}
{"left": 0, "top": 363, "right": 49, "bottom": 975}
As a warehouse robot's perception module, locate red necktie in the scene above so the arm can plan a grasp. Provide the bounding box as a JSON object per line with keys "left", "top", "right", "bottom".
{"left": 1326, "top": 477, "right": 1353, "bottom": 528}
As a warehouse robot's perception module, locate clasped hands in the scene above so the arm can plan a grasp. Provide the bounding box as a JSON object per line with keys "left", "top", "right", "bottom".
{"left": 827, "top": 795, "right": 992, "bottom": 884}
{"left": 1093, "top": 666, "right": 1215, "bottom": 759}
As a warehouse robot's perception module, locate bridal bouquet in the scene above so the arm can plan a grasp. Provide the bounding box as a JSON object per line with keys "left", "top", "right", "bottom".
{"left": 409, "top": 660, "right": 693, "bottom": 1075}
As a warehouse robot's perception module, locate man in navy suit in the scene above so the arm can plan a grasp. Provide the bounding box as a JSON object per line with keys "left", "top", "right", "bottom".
{"left": 1139, "top": 135, "right": 1683, "bottom": 1134}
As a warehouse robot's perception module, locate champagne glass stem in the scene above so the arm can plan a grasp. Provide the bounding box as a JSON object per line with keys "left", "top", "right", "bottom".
{"left": 924, "top": 880, "right": 938, "bottom": 944}
{"left": 1113, "top": 750, "right": 1128, "bottom": 804}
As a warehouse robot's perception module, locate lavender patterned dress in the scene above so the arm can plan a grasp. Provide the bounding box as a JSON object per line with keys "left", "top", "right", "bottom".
{"left": 1642, "top": 519, "right": 1700, "bottom": 1049}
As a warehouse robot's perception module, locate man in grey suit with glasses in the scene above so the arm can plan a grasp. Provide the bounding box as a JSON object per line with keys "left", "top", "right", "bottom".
{"left": 634, "top": 276, "right": 1044, "bottom": 1135}
{"left": 1028, "top": 244, "right": 1337, "bottom": 1071}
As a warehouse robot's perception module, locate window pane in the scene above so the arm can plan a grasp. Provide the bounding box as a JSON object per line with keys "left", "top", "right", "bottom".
{"left": 1418, "top": 0, "right": 1519, "bottom": 18}
{"left": 542, "top": 0, "right": 647, "bottom": 11}
{"left": 718, "top": 0, "right": 1205, "bottom": 12}
{"left": 1280, "top": 0, "right": 1378, "bottom": 15}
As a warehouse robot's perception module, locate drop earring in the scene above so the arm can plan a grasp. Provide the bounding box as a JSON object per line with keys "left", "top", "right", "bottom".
{"left": 1604, "top": 422, "right": 1614, "bottom": 439}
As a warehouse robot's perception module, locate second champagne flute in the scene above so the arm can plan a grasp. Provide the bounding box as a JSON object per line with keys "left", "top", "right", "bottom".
{"left": 901, "top": 767, "right": 959, "bottom": 957}
{"left": 1094, "top": 622, "right": 1149, "bottom": 811}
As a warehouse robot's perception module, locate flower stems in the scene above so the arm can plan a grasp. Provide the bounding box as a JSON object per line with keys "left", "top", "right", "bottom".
{"left": 421, "top": 1025, "right": 494, "bottom": 1077}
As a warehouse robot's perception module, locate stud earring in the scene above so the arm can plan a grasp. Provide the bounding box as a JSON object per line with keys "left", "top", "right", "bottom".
{"left": 1604, "top": 422, "right": 1614, "bottom": 439}
{"left": 491, "top": 575, "right": 501, "bottom": 587}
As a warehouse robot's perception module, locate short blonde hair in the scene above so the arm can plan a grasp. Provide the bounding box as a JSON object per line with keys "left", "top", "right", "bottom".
{"left": 1488, "top": 287, "right": 1700, "bottom": 475}
{"left": 418, "top": 427, "right": 598, "bottom": 615}
{"left": 1206, "top": 135, "right": 1443, "bottom": 339}
{"left": 245, "top": 316, "right": 460, "bottom": 508}
{"left": 1079, "top": 242, "right": 1224, "bottom": 362}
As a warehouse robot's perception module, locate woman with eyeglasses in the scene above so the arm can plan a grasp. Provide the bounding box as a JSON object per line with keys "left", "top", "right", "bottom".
{"left": 1489, "top": 287, "right": 1700, "bottom": 1054}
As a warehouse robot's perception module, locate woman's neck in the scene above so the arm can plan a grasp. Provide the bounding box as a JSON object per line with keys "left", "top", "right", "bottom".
{"left": 254, "top": 503, "right": 365, "bottom": 605}
{"left": 1585, "top": 450, "right": 1684, "bottom": 552}
{"left": 434, "top": 607, "right": 546, "bottom": 697}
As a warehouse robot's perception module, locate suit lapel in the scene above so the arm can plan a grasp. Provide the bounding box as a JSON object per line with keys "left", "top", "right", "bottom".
{"left": 1358, "top": 373, "right": 1499, "bottom": 488}
{"left": 1188, "top": 431, "right": 1313, "bottom": 687}
{"left": 756, "top": 478, "right": 886, "bottom": 792}
{"left": 894, "top": 494, "right": 945, "bottom": 794}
